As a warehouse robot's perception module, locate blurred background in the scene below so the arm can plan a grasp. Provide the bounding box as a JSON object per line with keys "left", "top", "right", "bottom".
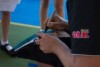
{"left": 0, "top": 0, "right": 68, "bottom": 26}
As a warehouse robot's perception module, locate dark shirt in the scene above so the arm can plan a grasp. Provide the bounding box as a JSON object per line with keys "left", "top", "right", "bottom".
{"left": 68, "top": 0, "right": 100, "bottom": 55}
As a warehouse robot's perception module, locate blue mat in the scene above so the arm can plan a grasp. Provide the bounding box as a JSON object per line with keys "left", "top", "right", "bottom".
{"left": 0, "top": 0, "right": 68, "bottom": 26}
{"left": 28, "top": 63, "right": 38, "bottom": 67}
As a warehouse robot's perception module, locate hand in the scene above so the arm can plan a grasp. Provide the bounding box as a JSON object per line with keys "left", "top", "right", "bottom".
{"left": 35, "top": 33, "right": 64, "bottom": 54}
{"left": 47, "top": 21, "right": 68, "bottom": 31}
{"left": 46, "top": 13, "right": 69, "bottom": 31}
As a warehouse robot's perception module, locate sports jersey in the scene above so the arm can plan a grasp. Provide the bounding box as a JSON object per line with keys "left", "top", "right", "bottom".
{"left": 68, "top": 0, "right": 100, "bottom": 55}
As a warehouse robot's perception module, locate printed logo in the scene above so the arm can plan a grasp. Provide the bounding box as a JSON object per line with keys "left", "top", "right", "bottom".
{"left": 72, "top": 29, "right": 89, "bottom": 38}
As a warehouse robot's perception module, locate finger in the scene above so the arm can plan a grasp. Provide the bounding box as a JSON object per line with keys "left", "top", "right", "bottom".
{"left": 47, "top": 22, "right": 54, "bottom": 27}
{"left": 47, "top": 22, "right": 62, "bottom": 29}
{"left": 53, "top": 22, "right": 63, "bottom": 26}
{"left": 35, "top": 39, "right": 40, "bottom": 45}
{"left": 44, "top": 18, "right": 50, "bottom": 27}
{"left": 37, "top": 33, "right": 45, "bottom": 38}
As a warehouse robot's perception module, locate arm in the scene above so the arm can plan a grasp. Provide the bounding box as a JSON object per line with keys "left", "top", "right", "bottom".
{"left": 54, "top": 42, "right": 74, "bottom": 67}
{"left": 36, "top": 33, "right": 74, "bottom": 67}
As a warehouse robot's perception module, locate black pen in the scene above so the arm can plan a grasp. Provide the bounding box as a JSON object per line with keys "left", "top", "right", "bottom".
{"left": 44, "top": 11, "right": 56, "bottom": 33}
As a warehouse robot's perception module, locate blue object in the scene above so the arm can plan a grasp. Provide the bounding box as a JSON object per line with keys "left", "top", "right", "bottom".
{"left": 28, "top": 63, "right": 38, "bottom": 67}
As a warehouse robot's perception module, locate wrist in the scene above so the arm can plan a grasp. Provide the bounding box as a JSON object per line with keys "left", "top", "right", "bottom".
{"left": 54, "top": 42, "right": 71, "bottom": 56}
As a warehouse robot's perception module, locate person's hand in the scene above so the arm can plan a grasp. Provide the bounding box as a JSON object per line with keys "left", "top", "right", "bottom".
{"left": 47, "top": 21, "right": 68, "bottom": 31}
{"left": 35, "top": 33, "right": 65, "bottom": 54}
{"left": 46, "top": 13, "right": 69, "bottom": 31}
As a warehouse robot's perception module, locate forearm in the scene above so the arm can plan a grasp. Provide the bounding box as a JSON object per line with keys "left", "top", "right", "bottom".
{"left": 54, "top": 42, "right": 74, "bottom": 67}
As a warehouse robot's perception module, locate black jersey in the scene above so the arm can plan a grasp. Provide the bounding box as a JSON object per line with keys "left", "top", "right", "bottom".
{"left": 68, "top": 0, "right": 100, "bottom": 55}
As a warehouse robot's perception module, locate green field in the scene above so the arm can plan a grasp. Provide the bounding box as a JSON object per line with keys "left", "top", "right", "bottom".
{"left": 0, "top": 23, "right": 40, "bottom": 67}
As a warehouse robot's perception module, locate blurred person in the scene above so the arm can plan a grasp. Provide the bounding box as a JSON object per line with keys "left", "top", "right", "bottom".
{"left": 0, "top": 0, "right": 21, "bottom": 55}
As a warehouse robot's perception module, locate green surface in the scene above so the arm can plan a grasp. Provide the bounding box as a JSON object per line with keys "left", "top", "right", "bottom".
{"left": 0, "top": 23, "right": 40, "bottom": 67}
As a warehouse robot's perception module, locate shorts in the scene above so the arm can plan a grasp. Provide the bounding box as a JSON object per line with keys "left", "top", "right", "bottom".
{"left": 0, "top": 0, "right": 21, "bottom": 12}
